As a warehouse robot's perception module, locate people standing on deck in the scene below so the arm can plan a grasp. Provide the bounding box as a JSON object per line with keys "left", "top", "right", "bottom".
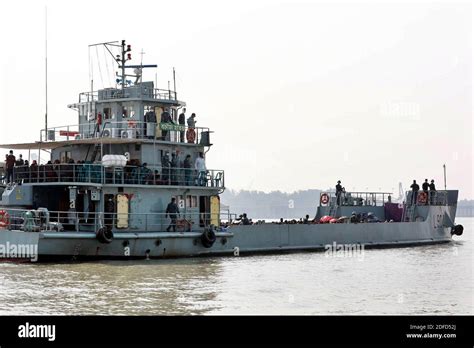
{"left": 161, "top": 152, "right": 171, "bottom": 185}
{"left": 161, "top": 108, "right": 173, "bottom": 141}
{"left": 165, "top": 197, "right": 180, "bottom": 232}
{"left": 303, "top": 215, "right": 310, "bottom": 224}
{"left": 5, "top": 150, "right": 16, "bottom": 184}
{"left": 184, "top": 154, "right": 193, "bottom": 186}
{"left": 195, "top": 152, "right": 206, "bottom": 186}
{"left": 30, "top": 160, "right": 38, "bottom": 182}
{"left": 410, "top": 180, "right": 419, "bottom": 205}
{"left": 186, "top": 113, "right": 197, "bottom": 144}
{"left": 335, "top": 180, "right": 343, "bottom": 205}
{"left": 178, "top": 108, "right": 186, "bottom": 143}
{"left": 422, "top": 179, "right": 429, "bottom": 193}
{"left": 16, "top": 154, "right": 24, "bottom": 167}
{"left": 429, "top": 179, "right": 437, "bottom": 205}
{"left": 236, "top": 213, "right": 251, "bottom": 225}
{"left": 170, "top": 153, "right": 179, "bottom": 185}
{"left": 144, "top": 109, "right": 157, "bottom": 139}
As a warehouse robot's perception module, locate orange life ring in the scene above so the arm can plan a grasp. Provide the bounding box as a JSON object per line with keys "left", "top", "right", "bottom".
{"left": 417, "top": 191, "right": 428, "bottom": 204}
{"left": 320, "top": 193, "right": 330, "bottom": 205}
{"left": 127, "top": 120, "right": 137, "bottom": 128}
{"left": 186, "top": 128, "right": 196, "bottom": 143}
{"left": 0, "top": 210, "right": 10, "bottom": 229}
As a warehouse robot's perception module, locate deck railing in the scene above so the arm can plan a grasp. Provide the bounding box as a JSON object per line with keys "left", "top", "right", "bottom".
{"left": 319, "top": 191, "right": 393, "bottom": 207}
{"left": 41, "top": 121, "right": 211, "bottom": 145}
{"left": 1, "top": 208, "right": 221, "bottom": 233}
{"left": 78, "top": 88, "right": 178, "bottom": 103}
{"left": 405, "top": 190, "right": 448, "bottom": 206}
{"left": 12, "top": 164, "right": 225, "bottom": 189}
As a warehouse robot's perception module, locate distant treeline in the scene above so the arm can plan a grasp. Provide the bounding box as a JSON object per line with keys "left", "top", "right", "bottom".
{"left": 457, "top": 199, "right": 474, "bottom": 217}
{"left": 221, "top": 189, "right": 474, "bottom": 219}
{"left": 221, "top": 189, "right": 323, "bottom": 219}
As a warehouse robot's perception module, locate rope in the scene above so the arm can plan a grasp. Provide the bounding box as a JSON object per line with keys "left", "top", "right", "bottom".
{"left": 95, "top": 46, "right": 104, "bottom": 88}
{"left": 103, "top": 46, "right": 112, "bottom": 87}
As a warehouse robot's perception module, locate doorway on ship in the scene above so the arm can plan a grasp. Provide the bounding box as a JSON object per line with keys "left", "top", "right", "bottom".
{"left": 33, "top": 186, "right": 73, "bottom": 230}
{"left": 199, "top": 196, "right": 210, "bottom": 228}
{"left": 104, "top": 194, "right": 116, "bottom": 231}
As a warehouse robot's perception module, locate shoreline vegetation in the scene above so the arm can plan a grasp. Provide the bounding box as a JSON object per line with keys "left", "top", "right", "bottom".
{"left": 221, "top": 189, "right": 474, "bottom": 219}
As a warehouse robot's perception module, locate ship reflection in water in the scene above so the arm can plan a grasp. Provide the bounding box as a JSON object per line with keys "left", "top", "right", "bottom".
{"left": 0, "top": 218, "right": 472, "bottom": 315}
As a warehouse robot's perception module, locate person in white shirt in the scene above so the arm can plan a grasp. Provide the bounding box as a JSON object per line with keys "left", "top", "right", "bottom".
{"left": 194, "top": 152, "right": 207, "bottom": 186}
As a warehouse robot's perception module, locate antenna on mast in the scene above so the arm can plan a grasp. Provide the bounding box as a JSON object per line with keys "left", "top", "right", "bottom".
{"left": 44, "top": 6, "right": 48, "bottom": 140}
{"left": 443, "top": 164, "right": 447, "bottom": 190}
{"left": 173, "top": 67, "right": 176, "bottom": 99}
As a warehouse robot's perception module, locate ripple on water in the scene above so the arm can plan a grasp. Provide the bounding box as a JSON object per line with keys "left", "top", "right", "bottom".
{"left": 0, "top": 218, "right": 472, "bottom": 315}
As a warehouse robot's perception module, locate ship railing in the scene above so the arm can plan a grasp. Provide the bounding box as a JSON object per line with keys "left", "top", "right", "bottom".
{"left": 40, "top": 121, "right": 211, "bottom": 145}
{"left": 220, "top": 211, "right": 239, "bottom": 224}
{"left": 1, "top": 208, "right": 222, "bottom": 233}
{"left": 404, "top": 190, "right": 448, "bottom": 206}
{"left": 78, "top": 88, "right": 177, "bottom": 103}
{"left": 319, "top": 191, "right": 393, "bottom": 207}
{"left": 13, "top": 164, "right": 225, "bottom": 189}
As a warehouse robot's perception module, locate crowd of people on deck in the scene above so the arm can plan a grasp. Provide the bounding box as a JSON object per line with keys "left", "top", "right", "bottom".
{"left": 3, "top": 149, "right": 216, "bottom": 187}
{"left": 144, "top": 107, "right": 199, "bottom": 143}
{"left": 410, "top": 179, "right": 437, "bottom": 205}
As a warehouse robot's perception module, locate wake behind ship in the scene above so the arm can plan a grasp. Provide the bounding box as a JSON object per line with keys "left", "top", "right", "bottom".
{"left": 0, "top": 40, "right": 464, "bottom": 262}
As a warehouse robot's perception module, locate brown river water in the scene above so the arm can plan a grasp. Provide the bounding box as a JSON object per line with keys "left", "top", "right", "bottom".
{"left": 0, "top": 218, "right": 472, "bottom": 315}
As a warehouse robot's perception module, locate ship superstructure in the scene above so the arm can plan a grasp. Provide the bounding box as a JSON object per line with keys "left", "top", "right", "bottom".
{"left": 0, "top": 40, "right": 464, "bottom": 261}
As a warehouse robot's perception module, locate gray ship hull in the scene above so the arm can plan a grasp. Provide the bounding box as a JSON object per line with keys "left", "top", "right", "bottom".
{"left": 0, "top": 204, "right": 455, "bottom": 262}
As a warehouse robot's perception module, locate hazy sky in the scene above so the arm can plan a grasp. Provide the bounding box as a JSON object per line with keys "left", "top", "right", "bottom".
{"left": 0, "top": 0, "right": 472, "bottom": 198}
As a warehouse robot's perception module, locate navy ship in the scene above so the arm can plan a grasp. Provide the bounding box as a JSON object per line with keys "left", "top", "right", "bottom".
{"left": 0, "top": 40, "right": 464, "bottom": 261}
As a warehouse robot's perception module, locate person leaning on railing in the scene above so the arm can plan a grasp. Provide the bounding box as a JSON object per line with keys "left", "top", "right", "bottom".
{"left": 179, "top": 108, "right": 186, "bottom": 143}
{"left": 429, "top": 179, "right": 436, "bottom": 205}
{"left": 160, "top": 108, "right": 173, "bottom": 141}
{"left": 165, "top": 197, "right": 180, "bottom": 232}
{"left": 5, "top": 150, "right": 15, "bottom": 184}
{"left": 184, "top": 155, "right": 193, "bottom": 186}
{"left": 186, "top": 113, "right": 197, "bottom": 144}
{"left": 410, "top": 180, "right": 419, "bottom": 205}
{"left": 195, "top": 152, "right": 207, "bottom": 186}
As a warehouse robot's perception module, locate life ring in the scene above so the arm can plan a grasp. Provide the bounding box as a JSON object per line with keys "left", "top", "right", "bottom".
{"left": 320, "top": 193, "right": 330, "bottom": 205}
{"left": 0, "top": 210, "right": 10, "bottom": 229}
{"left": 417, "top": 191, "right": 428, "bottom": 204}
{"left": 186, "top": 128, "right": 196, "bottom": 143}
{"left": 127, "top": 120, "right": 137, "bottom": 128}
{"left": 201, "top": 228, "right": 216, "bottom": 248}
{"left": 96, "top": 227, "right": 114, "bottom": 244}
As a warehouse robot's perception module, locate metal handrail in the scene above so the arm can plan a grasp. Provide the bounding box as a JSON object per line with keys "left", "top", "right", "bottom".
{"left": 405, "top": 190, "right": 448, "bottom": 207}
{"left": 320, "top": 191, "right": 393, "bottom": 207}
{"left": 40, "top": 121, "right": 211, "bottom": 144}
{"left": 12, "top": 164, "right": 225, "bottom": 188}
{"left": 78, "top": 87, "right": 178, "bottom": 103}
{"left": 1, "top": 208, "right": 220, "bottom": 233}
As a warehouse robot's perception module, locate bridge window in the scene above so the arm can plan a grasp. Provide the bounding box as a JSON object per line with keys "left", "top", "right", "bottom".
{"left": 122, "top": 105, "right": 135, "bottom": 118}
{"left": 60, "top": 151, "right": 71, "bottom": 163}
{"left": 103, "top": 107, "right": 112, "bottom": 120}
{"left": 186, "top": 196, "right": 198, "bottom": 208}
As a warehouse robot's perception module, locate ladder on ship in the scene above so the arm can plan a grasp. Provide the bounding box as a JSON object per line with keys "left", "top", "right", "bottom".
{"left": 328, "top": 203, "right": 338, "bottom": 217}
{"left": 85, "top": 123, "right": 106, "bottom": 162}
{"left": 403, "top": 205, "right": 416, "bottom": 222}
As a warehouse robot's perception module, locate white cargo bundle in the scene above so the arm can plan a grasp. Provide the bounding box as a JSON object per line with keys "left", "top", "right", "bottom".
{"left": 102, "top": 155, "right": 128, "bottom": 168}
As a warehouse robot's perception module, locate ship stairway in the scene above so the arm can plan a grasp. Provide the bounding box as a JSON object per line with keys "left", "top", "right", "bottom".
{"left": 89, "top": 144, "right": 101, "bottom": 162}
{"left": 328, "top": 204, "right": 338, "bottom": 217}
{"left": 85, "top": 123, "right": 106, "bottom": 162}
{"left": 403, "top": 205, "right": 416, "bottom": 222}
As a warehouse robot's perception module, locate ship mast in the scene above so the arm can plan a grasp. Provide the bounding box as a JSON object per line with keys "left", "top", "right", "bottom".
{"left": 89, "top": 40, "right": 157, "bottom": 91}
{"left": 44, "top": 6, "right": 48, "bottom": 139}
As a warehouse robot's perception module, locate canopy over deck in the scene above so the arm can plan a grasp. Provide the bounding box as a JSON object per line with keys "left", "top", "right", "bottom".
{"left": 0, "top": 138, "right": 142, "bottom": 151}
